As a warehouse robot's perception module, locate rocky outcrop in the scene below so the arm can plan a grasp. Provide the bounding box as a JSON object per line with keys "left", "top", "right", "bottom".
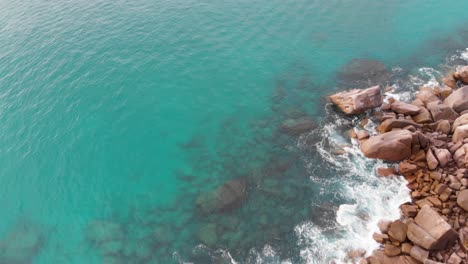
{"left": 329, "top": 86, "right": 383, "bottom": 115}
{"left": 427, "top": 101, "right": 459, "bottom": 122}
{"left": 445, "top": 86, "right": 468, "bottom": 113}
{"left": 360, "top": 130, "right": 413, "bottom": 161}
{"left": 407, "top": 206, "right": 457, "bottom": 250}
{"left": 339, "top": 68, "right": 468, "bottom": 264}
{"left": 454, "top": 66, "right": 468, "bottom": 84}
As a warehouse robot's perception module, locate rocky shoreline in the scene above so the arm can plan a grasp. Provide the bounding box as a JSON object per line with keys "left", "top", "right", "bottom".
{"left": 329, "top": 66, "right": 468, "bottom": 264}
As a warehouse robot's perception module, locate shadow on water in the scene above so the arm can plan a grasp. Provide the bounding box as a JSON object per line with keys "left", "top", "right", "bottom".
{"left": 0, "top": 218, "right": 47, "bottom": 264}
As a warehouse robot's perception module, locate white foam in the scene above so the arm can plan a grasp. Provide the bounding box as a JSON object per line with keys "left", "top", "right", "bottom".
{"left": 461, "top": 48, "right": 468, "bottom": 61}
{"left": 295, "top": 110, "right": 410, "bottom": 263}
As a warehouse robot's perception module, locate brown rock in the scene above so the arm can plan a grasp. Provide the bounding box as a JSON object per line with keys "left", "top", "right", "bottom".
{"left": 369, "top": 250, "right": 420, "bottom": 264}
{"left": 409, "top": 245, "right": 428, "bottom": 262}
{"left": 401, "top": 243, "right": 412, "bottom": 255}
{"left": 378, "top": 220, "right": 392, "bottom": 234}
{"left": 455, "top": 66, "right": 468, "bottom": 84}
{"left": 377, "top": 167, "right": 397, "bottom": 177}
{"left": 459, "top": 227, "right": 468, "bottom": 252}
{"left": 453, "top": 144, "right": 468, "bottom": 167}
{"left": 361, "top": 130, "right": 413, "bottom": 161}
{"left": 446, "top": 252, "right": 462, "bottom": 264}
{"left": 407, "top": 205, "right": 457, "bottom": 250}
{"left": 453, "top": 124, "right": 468, "bottom": 143}
{"left": 427, "top": 196, "right": 442, "bottom": 208}
{"left": 416, "top": 88, "right": 440, "bottom": 106}
{"left": 329, "top": 86, "right": 383, "bottom": 115}
{"left": 388, "top": 220, "right": 408, "bottom": 242}
{"left": 391, "top": 101, "right": 421, "bottom": 115}
{"left": 445, "top": 85, "right": 468, "bottom": 113}
{"left": 357, "top": 130, "right": 370, "bottom": 140}
{"left": 414, "top": 150, "right": 426, "bottom": 162}
{"left": 457, "top": 189, "right": 468, "bottom": 212}
{"left": 434, "top": 149, "right": 452, "bottom": 167}
{"left": 434, "top": 184, "right": 448, "bottom": 195}
{"left": 435, "top": 120, "right": 451, "bottom": 135}
{"left": 440, "top": 86, "right": 454, "bottom": 98}
{"left": 442, "top": 71, "right": 458, "bottom": 89}
{"left": 384, "top": 243, "right": 401, "bottom": 257}
{"left": 398, "top": 161, "right": 418, "bottom": 174}
{"left": 373, "top": 232, "right": 389, "bottom": 243}
{"left": 452, "top": 113, "right": 468, "bottom": 132}
{"left": 378, "top": 118, "right": 421, "bottom": 133}
{"left": 401, "top": 205, "right": 418, "bottom": 218}
{"left": 426, "top": 149, "right": 439, "bottom": 171}
{"left": 427, "top": 101, "right": 459, "bottom": 122}
{"left": 413, "top": 107, "right": 433, "bottom": 124}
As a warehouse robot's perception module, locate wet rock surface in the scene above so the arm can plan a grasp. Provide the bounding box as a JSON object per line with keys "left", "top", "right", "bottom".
{"left": 341, "top": 65, "right": 468, "bottom": 263}
{"left": 329, "top": 85, "right": 383, "bottom": 115}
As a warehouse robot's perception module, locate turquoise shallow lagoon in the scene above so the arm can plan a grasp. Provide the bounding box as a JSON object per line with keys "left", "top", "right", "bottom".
{"left": 1, "top": 1, "right": 468, "bottom": 263}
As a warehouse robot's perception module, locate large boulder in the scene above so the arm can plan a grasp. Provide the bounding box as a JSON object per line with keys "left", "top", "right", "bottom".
{"left": 388, "top": 220, "right": 407, "bottom": 242}
{"left": 360, "top": 130, "right": 413, "bottom": 161}
{"left": 413, "top": 107, "right": 433, "bottom": 124}
{"left": 452, "top": 113, "right": 468, "bottom": 132}
{"left": 434, "top": 149, "right": 452, "bottom": 167}
{"left": 416, "top": 88, "right": 439, "bottom": 107}
{"left": 453, "top": 124, "right": 468, "bottom": 143}
{"left": 329, "top": 86, "right": 383, "bottom": 115}
{"left": 455, "top": 66, "right": 468, "bottom": 84}
{"left": 457, "top": 189, "right": 468, "bottom": 212}
{"left": 444, "top": 86, "right": 468, "bottom": 113}
{"left": 407, "top": 205, "right": 457, "bottom": 250}
{"left": 377, "top": 118, "right": 421, "bottom": 133}
{"left": 196, "top": 178, "right": 248, "bottom": 214}
{"left": 391, "top": 101, "right": 420, "bottom": 115}
{"left": 369, "top": 250, "right": 421, "bottom": 264}
{"left": 426, "top": 149, "right": 439, "bottom": 170}
{"left": 454, "top": 144, "right": 468, "bottom": 167}
{"left": 426, "top": 101, "right": 459, "bottom": 122}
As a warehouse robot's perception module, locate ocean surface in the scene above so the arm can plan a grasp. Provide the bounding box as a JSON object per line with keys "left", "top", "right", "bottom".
{"left": 1, "top": 1, "right": 468, "bottom": 263}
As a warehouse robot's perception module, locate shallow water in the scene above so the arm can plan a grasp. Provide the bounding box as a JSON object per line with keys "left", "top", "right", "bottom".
{"left": 1, "top": 1, "right": 468, "bottom": 263}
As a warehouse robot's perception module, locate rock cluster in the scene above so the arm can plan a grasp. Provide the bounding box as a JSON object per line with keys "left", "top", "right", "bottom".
{"left": 329, "top": 69, "right": 468, "bottom": 263}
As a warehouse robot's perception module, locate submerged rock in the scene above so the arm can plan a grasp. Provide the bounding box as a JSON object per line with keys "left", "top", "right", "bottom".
{"left": 328, "top": 85, "right": 383, "bottom": 115}
{"left": 196, "top": 178, "right": 248, "bottom": 214}
{"left": 337, "top": 58, "right": 390, "bottom": 86}
{"left": 85, "top": 220, "right": 124, "bottom": 245}
{"left": 0, "top": 224, "right": 44, "bottom": 264}
{"left": 196, "top": 223, "right": 218, "bottom": 247}
{"left": 279, "top": 116, "right": 316, "bottom": 135}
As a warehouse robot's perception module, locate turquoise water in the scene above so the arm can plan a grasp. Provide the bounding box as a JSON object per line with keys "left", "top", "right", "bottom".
{"left": 1, "top": 1, "right": 468, "bottom": 263}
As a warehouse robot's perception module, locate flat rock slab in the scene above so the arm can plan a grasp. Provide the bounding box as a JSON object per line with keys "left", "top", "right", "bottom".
{"left": 329, "top": 86, "right": 382, "bottom": 115}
